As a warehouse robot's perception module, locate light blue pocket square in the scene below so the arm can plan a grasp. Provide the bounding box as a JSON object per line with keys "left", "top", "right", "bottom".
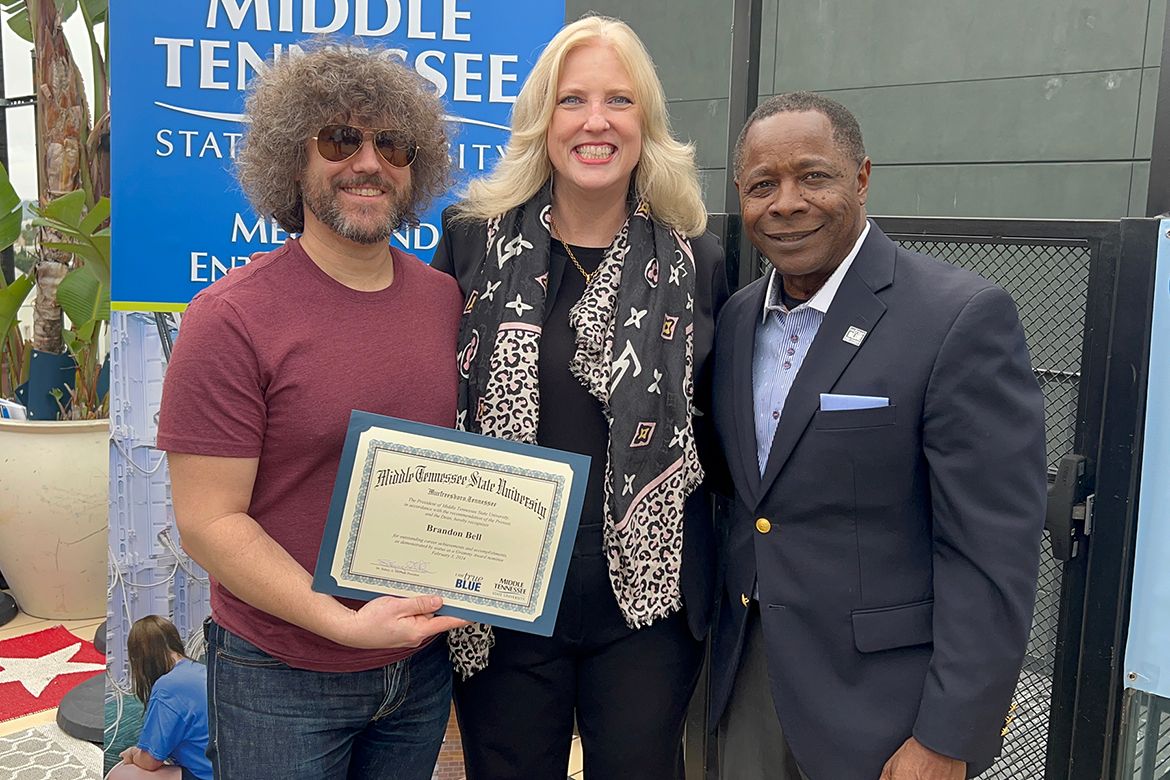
{"left": 819, "top": 393, "right": 890, "bottom": 411}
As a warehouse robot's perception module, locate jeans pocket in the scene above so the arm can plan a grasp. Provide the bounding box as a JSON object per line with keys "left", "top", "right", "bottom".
{"left": 211, "top": 621, "right": 288, "bottom": 669}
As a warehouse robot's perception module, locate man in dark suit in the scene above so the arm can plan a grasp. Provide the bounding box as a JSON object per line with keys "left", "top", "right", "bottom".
{"left": 710, "top": 92, "right": 1047, "bottom": 780}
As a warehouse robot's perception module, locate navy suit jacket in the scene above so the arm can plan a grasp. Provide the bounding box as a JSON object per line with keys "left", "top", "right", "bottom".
{"left": 709, "top": 224, "right": 1047, "bottom": 779}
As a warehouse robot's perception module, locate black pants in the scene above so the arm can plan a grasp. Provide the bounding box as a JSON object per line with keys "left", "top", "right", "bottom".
{"left": 453, "top": 525, "right": 704, "bottom": 780}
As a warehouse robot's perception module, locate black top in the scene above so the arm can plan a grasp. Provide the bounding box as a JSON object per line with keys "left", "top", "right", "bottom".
{"left": 537, "top": 242, "right": 608, "bottom": 532}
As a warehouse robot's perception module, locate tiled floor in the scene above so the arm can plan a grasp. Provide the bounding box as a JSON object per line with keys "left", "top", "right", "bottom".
{"left": 568, "top": 734, "right": 583, "bottom": 778}
{"left": 2, "top": 598, "right": 584, "bottom": 778}
{"left": 0, "top": 592, "right": 105, "bottom": 739}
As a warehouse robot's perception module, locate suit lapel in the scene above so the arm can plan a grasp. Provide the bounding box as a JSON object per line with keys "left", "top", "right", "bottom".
{"left": 755, "top": 227, "right": 896, "bottom": 503}
{"left": 732, "top": 280, "right": 770, "bottom": 506}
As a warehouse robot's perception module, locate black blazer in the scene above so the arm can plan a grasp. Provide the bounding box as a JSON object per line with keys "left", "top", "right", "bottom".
{"left": 432, "top": 205, "right": 730, "bottom": 639}
{"left": 709, "top": 225, "right": 1047, "bottom": 778}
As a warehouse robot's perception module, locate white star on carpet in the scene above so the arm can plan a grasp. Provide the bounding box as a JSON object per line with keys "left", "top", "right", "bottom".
{"left": 0, "top": 642, "right": 105, "bottom": 698}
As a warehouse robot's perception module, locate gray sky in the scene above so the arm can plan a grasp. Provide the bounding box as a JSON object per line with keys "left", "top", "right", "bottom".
{"left": 3, "top": 13, "right": 97, "bottom": 201}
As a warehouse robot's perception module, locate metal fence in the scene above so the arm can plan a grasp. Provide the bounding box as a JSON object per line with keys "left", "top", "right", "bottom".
{"left": 1122, "top": 691, "right": 1170, "bottom": 779}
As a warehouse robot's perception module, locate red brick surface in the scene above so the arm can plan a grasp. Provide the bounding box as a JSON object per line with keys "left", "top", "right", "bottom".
{"left": 434, "top": 703, "right": 466, "bottom": 780}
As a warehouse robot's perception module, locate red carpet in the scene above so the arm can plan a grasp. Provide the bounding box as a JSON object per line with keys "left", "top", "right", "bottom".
{"left": 0, "top": 625, "right": 105, "bottom": 723}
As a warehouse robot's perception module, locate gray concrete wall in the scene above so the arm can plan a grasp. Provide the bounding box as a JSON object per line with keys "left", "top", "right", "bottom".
{"left": 564, "top": 0, "right": 1164, "bottom": 219}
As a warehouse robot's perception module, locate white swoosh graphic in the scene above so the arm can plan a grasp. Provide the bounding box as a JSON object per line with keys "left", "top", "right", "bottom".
{"left": 442, "top": 114, "right": 510, "bottom": 131}
{"left": 154, "top": 101, "right": 509, "bottom": 131}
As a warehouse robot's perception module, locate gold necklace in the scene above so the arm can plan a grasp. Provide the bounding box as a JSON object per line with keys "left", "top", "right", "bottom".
{"left": 548, "top": 213, "right": 593, "bottom": 286}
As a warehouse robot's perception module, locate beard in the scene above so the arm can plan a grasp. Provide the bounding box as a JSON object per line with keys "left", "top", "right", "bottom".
{"left": 301, "top": 173, "right": 411, "bottom": 245}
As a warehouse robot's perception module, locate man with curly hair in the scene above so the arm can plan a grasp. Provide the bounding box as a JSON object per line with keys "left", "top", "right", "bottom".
{"left": 156, "top": 46, "right": 468, "bottom": 780}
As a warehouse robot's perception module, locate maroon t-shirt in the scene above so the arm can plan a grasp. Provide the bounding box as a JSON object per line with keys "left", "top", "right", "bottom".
{"left": 156, "top": 239, "right": 463, "bottom": 672}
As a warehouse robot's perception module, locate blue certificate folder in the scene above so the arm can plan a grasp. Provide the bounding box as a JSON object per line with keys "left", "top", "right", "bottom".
{"left": 312, "top": 411, "right": 591, "bottom": 636}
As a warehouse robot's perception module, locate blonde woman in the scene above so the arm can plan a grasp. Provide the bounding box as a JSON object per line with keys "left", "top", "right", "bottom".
{"left": 433, "top": 16, "right": 728, "bottom": 779}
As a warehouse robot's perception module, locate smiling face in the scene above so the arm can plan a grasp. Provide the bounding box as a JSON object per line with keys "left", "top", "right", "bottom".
{"left": 299, "top": 121, "right": 413, "bottom": 245}
{"left": 736, "top": 110, "right": 870, "bottom": 299}
{"left": 546, "top": 41, "right": 642, "bottom": 204}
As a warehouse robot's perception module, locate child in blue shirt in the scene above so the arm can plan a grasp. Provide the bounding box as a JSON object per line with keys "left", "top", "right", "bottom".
{"left": 107, "top": 616, "right": 212, "bottom": 780}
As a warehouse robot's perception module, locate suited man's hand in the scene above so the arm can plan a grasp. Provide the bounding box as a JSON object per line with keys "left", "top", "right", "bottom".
{"left": 879, "top": 737, "right": 965, "bottom": 780}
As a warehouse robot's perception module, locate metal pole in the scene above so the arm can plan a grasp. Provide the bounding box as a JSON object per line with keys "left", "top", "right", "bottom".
{"left": 1145, "top": 8, "right": 1170, "bottom": 216}
{"left": 0, "top": 27, "right": 13, "bottom": 609}
{"left": 724, "top": 0, "right": 763, "bottom": 291}
{"left": 0, "top": 30, "right": 14, "bottom": 286}
{"left": 683, "top": 6, "right": 764, "bottom": 780}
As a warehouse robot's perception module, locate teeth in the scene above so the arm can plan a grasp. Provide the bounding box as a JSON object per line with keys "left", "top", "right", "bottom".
{"left": 344, "top": 187, "right": 383, "bottom": 196}
{"left": 575, "top": 145, "right": 614, "bottom": 160}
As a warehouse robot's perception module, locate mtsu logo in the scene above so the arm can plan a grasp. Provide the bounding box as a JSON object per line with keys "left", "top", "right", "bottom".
{"left": 455, "top": 574, "right": 483, "bottom": 592}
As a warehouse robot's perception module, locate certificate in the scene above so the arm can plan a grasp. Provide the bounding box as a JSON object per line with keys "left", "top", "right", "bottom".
{"left": 312, "top": 411, "right": 590, "bottom": 636}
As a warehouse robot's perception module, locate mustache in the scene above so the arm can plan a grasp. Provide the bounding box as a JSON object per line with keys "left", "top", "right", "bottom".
{"left": 333, "top": 175, "right": 398, "bottom": 192}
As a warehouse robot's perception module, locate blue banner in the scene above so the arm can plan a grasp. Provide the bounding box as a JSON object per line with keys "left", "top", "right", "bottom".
{"left": 110, "top": 0, "right": 563, "bottom": 311}
{"left": 1125, "top": 219, "right": 1170, "bottom": 699}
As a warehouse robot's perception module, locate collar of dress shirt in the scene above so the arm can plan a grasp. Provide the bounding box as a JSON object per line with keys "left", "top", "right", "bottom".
{"left": 761, "top": 219, "right": 872, "bottom": 323}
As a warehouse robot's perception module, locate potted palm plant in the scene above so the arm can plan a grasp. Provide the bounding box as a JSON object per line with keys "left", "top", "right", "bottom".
{"left": 0, "top": 0, "right": 110, "bottom": 620}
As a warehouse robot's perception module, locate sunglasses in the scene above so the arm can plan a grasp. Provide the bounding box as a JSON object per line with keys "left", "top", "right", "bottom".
{"left": 311, "top": 124, "right": 418, "bottom": 168}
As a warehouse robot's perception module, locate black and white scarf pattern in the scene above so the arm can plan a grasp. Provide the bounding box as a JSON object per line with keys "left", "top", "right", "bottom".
{"left": 447, "top": 183, "right": 704, "bottom": 679}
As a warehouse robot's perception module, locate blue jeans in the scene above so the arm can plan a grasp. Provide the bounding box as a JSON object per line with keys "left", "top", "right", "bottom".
{"left": 203, "top": 619, "right": 451, "bottom": 780}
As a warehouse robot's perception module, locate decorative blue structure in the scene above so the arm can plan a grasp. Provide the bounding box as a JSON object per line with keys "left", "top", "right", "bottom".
{"left": 107, "top": 312, "right": 210, "bottom": 688}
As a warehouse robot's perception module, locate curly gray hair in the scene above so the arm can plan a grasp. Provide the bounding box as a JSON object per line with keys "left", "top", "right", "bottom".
{"left": 236, "top": 43, "right": 450, "bottom": 233}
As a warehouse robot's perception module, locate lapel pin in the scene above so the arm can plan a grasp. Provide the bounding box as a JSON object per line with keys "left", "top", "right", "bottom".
{"left": 843, "top": 326, "right": 868, "bottom": 347}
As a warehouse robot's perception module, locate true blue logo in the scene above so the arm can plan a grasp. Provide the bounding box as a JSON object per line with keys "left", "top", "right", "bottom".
{"left": 455, "top": 575, "right": 483, "bottom": 592}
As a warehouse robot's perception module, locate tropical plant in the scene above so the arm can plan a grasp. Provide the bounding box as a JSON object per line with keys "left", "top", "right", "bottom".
{"left": 0, "top": 0, "right": 109, "bottom": 418}
{"left": 0, "top": 163, "right": 29, "bottom": 398}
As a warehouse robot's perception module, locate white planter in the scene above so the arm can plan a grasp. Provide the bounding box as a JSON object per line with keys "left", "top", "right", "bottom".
{"left": 0, "top": 418, "right": 108, "bottom": 619}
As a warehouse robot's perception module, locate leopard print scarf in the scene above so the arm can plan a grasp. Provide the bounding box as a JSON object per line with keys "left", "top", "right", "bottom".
{"left": 447, "top": 183, "right": 704, "bottom": 679}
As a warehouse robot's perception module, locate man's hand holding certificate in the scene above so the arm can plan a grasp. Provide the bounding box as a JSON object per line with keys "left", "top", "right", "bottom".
{"left": 313, "top": 411, "right": 589, "bottom": 636}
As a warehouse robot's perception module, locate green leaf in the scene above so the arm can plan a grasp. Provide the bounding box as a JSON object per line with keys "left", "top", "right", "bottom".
{"left": 72, "top": 317, "right": 95, "bottom": 342}
{"left": 0, "top": 273, "right": 33, "bottom": 341}
{"left": 79, "top": 0, "right": 103, "bottom": 21}
{"left": 28, "top": 217, "right": 72, "bottom": 235}
{"left": 89, "top": 233, "right": 111, "bottom": 276}
{"left": 38, "top": 190, "right": 87, "bottom": 225}
{"left": 54, "top": 0, "right": 77, "bottom": 21}
{"left": 5, "top": 8, "right": 30, "bottom": 42}
{"left": 0, "top": 163, "right": 18, "bottom": 215}
{"left": 0, "top": 208, "right": 20, "bottom": 251}
{"left": 57, "top": 264, "right": 101, "bottom": 328}
{"left": 0, "top": 163, "right": 24, "bottom": 252}
{"left": 79, "top": 196, "right": 109, "bottom": 235}
{"left": 41, "top": 239, "right": 91, "bottom": 257}
{"left": 40, "top": 239, "right": 109, "bottom": 283}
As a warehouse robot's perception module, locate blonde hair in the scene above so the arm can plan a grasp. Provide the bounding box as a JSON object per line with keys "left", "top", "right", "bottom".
{"left": 454, "top": 15, "right": 707, "bottom": 236}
